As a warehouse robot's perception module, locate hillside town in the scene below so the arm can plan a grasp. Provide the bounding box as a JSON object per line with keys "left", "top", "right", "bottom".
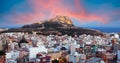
{"left": 1, "top": 0, "right": 120, "bottom": 62}
{"left": 0, "top": 32, "right": 120, "bottom": 63}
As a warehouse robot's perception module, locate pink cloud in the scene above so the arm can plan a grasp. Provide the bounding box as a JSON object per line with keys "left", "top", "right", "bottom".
{"left": 11, "top": 0, "right": 108, "bottom": 25}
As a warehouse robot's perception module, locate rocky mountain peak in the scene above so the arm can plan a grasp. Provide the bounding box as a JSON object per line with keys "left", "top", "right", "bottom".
{"left": 22, "top": 16, "right": 74, "bottom": 28}
{"left": 50, "top": 16, "right": 73, "bottom": 25}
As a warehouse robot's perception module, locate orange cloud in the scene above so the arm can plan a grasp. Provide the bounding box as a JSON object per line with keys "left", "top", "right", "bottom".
{"left": 12, "top": 0, "right": 108, "bottom": 25}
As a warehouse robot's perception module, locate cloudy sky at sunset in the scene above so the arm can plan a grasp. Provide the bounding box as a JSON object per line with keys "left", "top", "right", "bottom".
{"left": 0, "top": 0, "right": 120, "bottom": 28}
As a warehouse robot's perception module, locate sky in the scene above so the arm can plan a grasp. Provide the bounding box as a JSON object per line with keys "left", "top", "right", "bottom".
{"left": 0, "top": 0, "right": 120, "bottom": 28}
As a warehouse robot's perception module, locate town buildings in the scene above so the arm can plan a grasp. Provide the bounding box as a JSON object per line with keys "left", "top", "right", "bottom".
{"left": 0, "top": 32, "right": 120, "bottom": 63}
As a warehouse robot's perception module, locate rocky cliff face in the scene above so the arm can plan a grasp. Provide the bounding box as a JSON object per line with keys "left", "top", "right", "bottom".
{"left": 50, "top": 16, "right": 73, "bottom": 25}
{"left": 1, "top": 16, "right": 103, "bottom": 36}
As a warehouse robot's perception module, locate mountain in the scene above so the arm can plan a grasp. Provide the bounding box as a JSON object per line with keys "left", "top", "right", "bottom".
{"left": 0, "top": 16, "right": 103, "bottom": 36}
{"left": 0, "top": 28, "right": 8, "bottom": 32}
{"left": 22, "top": 16, "right": 74, "bottom": 28}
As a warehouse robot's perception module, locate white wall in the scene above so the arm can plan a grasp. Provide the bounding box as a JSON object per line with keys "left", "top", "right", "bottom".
{"left": 29, "top": 46, "right": 47, "bottom": 58}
